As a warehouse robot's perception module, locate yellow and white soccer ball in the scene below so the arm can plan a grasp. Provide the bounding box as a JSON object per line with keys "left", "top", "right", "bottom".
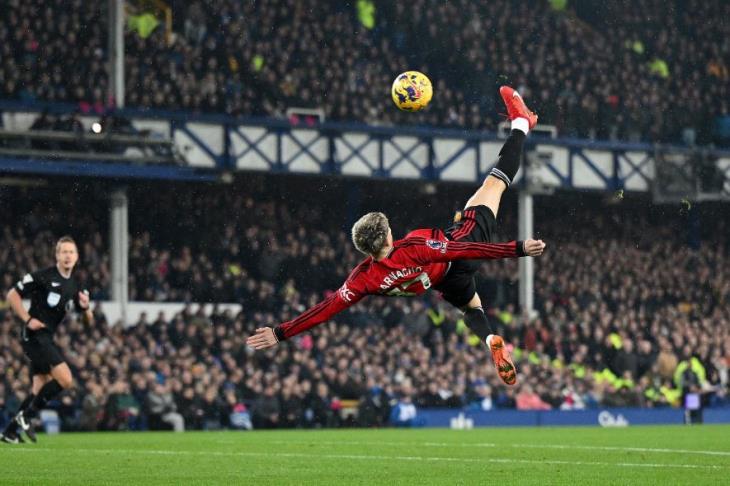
{"left": 391, "top": 71, "right": 433, "bottom": 111}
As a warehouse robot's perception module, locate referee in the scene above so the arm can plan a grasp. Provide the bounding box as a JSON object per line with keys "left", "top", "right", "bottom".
{"left": 1, "top": 236, "right": 93, "bottom": 444}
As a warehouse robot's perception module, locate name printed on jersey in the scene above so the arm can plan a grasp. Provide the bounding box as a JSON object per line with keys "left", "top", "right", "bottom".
{"left": 379, "top": 266, "right": 423, "bottom": 290}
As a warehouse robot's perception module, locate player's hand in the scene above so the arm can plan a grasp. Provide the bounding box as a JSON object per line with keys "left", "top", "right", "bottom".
{"left": 246, "top": 327, "right": 279, "bottom": 350}
{"left": 78, "top": 290, "right": 90, "bottom": 310}
{"left": 27, "top": 318, "right": 46, "bottom": 331}
{"left": 524, "top": 239, "right": 546, "bottom": 256}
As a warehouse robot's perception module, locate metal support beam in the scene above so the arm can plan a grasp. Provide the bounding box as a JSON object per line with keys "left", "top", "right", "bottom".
{"left": 110, "top": 188, "right": 129, "bottom": 324}
{"left": 108, "top": 0, "right": 125, "bottom": 107}
{"left": 518, "top": 190, "right": 534, "bottom": 314}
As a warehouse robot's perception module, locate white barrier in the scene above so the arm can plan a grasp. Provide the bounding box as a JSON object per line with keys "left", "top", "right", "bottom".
{"left": 23, "top": 300, "right": 242, "bottom": 327}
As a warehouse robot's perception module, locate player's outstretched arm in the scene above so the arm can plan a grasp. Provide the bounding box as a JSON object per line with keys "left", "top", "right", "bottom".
{"left": 416, "top": 238, "right": 545, "bottom": 264}
{"left": 246, "top": 287, "right": 364, "bottom": 350}
{"left": 522, "top": 239, "right": 546, "bottom": 256}
{"left": 246, "top": 327, "right": 279, "bottom": 350}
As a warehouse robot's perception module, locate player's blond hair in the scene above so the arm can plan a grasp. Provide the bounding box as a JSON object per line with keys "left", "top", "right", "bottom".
{"left": 56, "top": 235, "right": 77, "bottom": 253}
{"left": 351, "top": 212, "right": 389, "bottom": 256}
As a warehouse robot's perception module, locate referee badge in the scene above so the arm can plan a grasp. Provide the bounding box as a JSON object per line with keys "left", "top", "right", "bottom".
{"left": 47, "top": 292, "right": 61, "bottom": 307}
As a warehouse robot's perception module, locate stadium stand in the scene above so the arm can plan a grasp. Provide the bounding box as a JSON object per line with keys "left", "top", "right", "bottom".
{"left": 1, "top": 178, "right": 728, "bottom": 430}
{"left": 1, "top": 0, "right": 728, "bottom": 145}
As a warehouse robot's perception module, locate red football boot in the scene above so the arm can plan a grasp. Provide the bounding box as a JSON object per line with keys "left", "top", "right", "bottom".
{"left": 499, "top": 86, "right": 538, "bottom": 130}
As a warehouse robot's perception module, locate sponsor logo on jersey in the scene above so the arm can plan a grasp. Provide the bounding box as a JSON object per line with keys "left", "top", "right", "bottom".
{"left": 426, "top": 239, "right": 447, "bottom": 253}
{"left": 47, "top": 292, "right": 61, "bottom": 307}
{"left": 52, "top": 282, "right": 61, "bottom": 287}
{"left": 338, "top": 285, "right": 355, "bottom": 302}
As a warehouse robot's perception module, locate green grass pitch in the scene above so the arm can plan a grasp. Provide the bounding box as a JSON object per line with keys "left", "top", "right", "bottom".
{"left": 1, "top": 425, "right": 729, "bottom": 485}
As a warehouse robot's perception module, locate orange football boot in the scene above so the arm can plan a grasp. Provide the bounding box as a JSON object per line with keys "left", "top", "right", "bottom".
{"left": 487, "top": 334, "right": 517, "bottom": 385}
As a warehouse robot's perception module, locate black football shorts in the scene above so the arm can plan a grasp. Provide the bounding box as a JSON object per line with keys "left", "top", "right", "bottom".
{"left": 22, "top": 329, "right": 65, "bottom": 376}
{"left": 434, "top": 205, "right": 498, "bottom": 308}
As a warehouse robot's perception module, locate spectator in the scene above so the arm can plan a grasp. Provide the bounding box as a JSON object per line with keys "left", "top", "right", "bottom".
{"left": 390, "top": 385, "right": 419, "bottom": 427}
{"left": 516, "top": 385, "right": 551, "bottom": 411}
{"left": 252, "top": 386, "right": 281, "bottom": 429}
{"left": 102, "top": 381, "right": 141, "bottom": 431}
{"left": 147, "top": 382, "right": 185, "bottom": 432}
{"left": 78, "top": 382, "right": 104, "bottom": 431}
{"left": 0, "top": 179, "right": 728, "bottom": 430}
{"left": 0, "top": 0, "right": 727, "bottom": 145}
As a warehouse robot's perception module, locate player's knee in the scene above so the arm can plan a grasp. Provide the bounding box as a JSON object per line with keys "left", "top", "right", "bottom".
{"left": 53, "top": 368, "right": 74, "bottom": 389}
{"left": 58, "top": 375, "right": 73, "bottom": 389}
{"left": 464, "top": 293, "right": 482, "bottom": 309}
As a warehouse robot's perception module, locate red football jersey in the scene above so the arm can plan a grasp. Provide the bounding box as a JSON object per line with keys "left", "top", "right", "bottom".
{"left": 274, "top": 229, "right": 524, "bottom": 341}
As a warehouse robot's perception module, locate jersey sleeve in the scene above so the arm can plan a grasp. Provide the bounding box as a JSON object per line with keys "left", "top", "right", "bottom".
{"left": 273, "top": 278, "right": 366, "bottom": 341}
{"left": 13, "top": 271, "right": 42, "bottom": 298}
{"left": 410, "top": 237, "right": 526, "bottom": 264}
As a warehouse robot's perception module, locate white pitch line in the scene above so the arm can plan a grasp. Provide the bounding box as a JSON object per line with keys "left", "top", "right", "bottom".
{"left": 5, "top": 447, "right": 728, "bottom": 470}
{"left": 514, "top": 443, "right": 730, "bottom": 457}
{"left": 262, "top": 439, "right": 730, "bottom": 457}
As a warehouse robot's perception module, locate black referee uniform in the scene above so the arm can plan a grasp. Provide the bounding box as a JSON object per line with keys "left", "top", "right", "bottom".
{"left": 14, "top": 266, "right": 89, "bottom": 375}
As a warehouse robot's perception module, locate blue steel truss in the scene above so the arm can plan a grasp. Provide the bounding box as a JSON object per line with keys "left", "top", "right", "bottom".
{"left": 0, "top": 100, "right": 728, "bottom": 196}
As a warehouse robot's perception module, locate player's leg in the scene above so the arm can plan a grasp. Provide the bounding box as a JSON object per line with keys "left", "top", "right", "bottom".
{"left": 0, "top": 387, "right": 36, "bottom": 444}
{"left": 49, "top": 362, "right": 73, "bottom": 389}
{"left": 462, "top": 292, "right": 517, "bottom": 386}
{"left": 32, "top": 373, "right": 53, "bottom": 394}
{"left": 463, "top": 86, "right": 537, "bottom": 217}
{"left": 16, "top": 339, "right": 71, "bottom": 443}
{"left": 1, "top": 360, "right": 51, "bottom": 444}
{"left": 27, "top": 363, "right": 72, "bottom": 415}
{"left": 461, "top": 293, "right": 492, "bottom": 339}
{"left": 12, "top": 374, "right": 53, "bottom": 443}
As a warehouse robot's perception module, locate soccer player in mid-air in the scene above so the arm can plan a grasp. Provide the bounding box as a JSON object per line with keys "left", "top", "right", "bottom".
{"left": 1, "top": 236, "right": 92, "bottom": 444}
{"left": 247, "top": 86, "right": 543, "bottom": 385}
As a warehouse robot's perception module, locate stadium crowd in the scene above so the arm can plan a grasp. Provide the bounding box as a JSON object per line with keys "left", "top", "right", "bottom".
{"left": 1, "top": 0, "right": 728, "bottom": 145}
{"left": 0, "top": 179, "right": 728, "bottom": 430}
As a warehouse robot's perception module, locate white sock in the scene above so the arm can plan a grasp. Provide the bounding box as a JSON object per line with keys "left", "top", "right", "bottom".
{"left": 511, "top": 117, "right": 529, "bottom": 134}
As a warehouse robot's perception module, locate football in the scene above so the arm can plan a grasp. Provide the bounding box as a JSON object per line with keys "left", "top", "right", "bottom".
{"left": 391, "top": 71, "right": 433, "bottom": 111}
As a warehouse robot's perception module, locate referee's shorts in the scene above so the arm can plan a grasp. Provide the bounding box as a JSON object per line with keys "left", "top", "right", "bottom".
{"left": 433, "top": 205, "right": 498, "bottom": 308}
{"left": 21, "top": 329, "right": 65, "bottom": 376}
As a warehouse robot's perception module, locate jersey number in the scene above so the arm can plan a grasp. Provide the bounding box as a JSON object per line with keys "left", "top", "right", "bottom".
{"left": 385, "top": 273, "right": 431, "bottom": 297}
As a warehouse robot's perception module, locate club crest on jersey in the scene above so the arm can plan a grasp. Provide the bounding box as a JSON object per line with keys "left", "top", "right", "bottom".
{"left": 426, "top": 239, "right": 447, "bottom": 253}
{"left": 47, "top": 292, "right": 61, "bottom": 307}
